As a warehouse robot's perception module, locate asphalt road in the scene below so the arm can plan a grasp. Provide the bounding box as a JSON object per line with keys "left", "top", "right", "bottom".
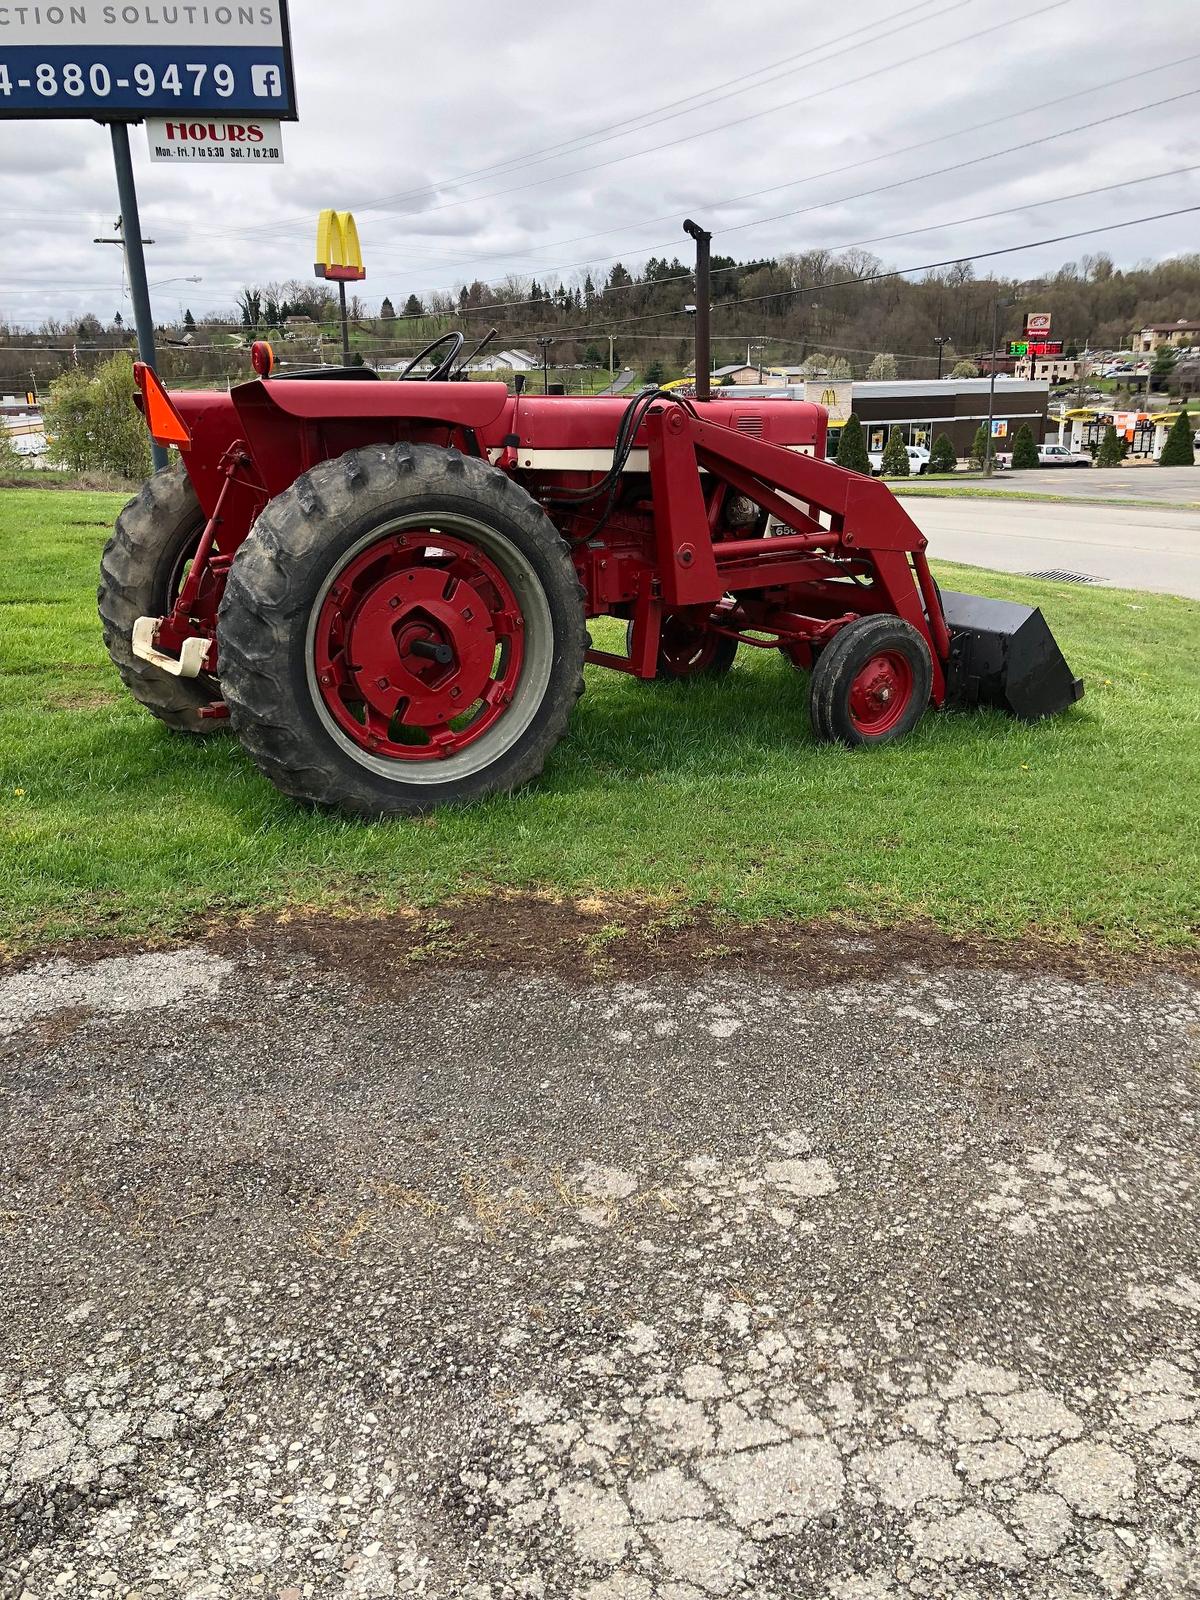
{"left": 907, "top": 468, "right": 1200, "bottom": 506}
{"left": 904, "top": 496, "right": 1200, "bottom": 599}
{"left": 2, "top": 915, "right": 1198, "bottom": 1598}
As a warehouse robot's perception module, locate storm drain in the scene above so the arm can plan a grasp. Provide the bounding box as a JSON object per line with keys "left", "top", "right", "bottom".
{"left": 1025, "top": 569, "right": 1101, "bottom": 584}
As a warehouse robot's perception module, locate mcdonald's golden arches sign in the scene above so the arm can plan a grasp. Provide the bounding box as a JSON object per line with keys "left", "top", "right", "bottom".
{"left": 314, "top": 209, "right": 366, "bottom": 282}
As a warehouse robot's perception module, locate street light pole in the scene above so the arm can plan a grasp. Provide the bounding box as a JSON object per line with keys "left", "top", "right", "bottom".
{"left": 537, "top": 336, "right": 553, "bottom": 394}
{"left": 933, "top": 335, "right": 951, "bottom": 380}
{"left": 683, "top": 218, "right": 711, "bottom": 402}
{"left": 984, "top": 297, "right": 1014, "bottom": 478}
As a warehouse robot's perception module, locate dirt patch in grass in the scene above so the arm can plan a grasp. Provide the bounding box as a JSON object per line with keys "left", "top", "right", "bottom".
{"left": 10, "top": 894, "right": 1196, "bottom": 990}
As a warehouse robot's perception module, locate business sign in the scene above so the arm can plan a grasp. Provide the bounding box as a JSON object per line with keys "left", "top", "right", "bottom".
{"left": 0, "top": 2, "right": 296, "bottom": 119}
{"left": 147, "top": 115, "right": 282, "bottom": 161}
{"left": 804, "top": 379, "right": 852, "bottom": 423}
{"left": 314, "top": 209, "right": 365, "bottom": 282}
{"left": 1009, "top": 340, "right": 1064, "bottom": 358}
{"left": 991, "top": 419, "right": 1008, "bottom": 438}
{"left": 1023, "top": 312, "right": 1052, "bottom": 337}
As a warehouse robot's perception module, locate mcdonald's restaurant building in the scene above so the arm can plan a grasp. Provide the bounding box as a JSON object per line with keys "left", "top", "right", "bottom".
{"left": 733, "top": 377, "right": 1050, "bottom": 459}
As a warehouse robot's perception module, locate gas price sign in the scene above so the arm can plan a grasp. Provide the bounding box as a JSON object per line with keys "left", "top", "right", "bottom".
{"left": 0, "top": 2, "right": 296, "bottom": 119}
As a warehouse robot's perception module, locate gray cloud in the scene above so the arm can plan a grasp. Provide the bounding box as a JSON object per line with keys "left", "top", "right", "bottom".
{"left": 1, "top": 0, "right": 1197, "bottom": 326}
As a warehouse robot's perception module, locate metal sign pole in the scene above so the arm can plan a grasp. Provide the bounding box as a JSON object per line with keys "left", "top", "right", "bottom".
{"left": 339, "top": 281, "right": 351, "bottom": 366}
{"left": 108, "top": 121, "right": 166, "bottom": 471}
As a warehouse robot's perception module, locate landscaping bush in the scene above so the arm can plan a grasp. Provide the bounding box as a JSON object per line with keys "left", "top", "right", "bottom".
{"left": 43, "top": 352, "right": 151, "bottom": 481}
{"left": 969, "top": 423, "right": 989, "bottom": 468}
{"left": 928, "top": 433, "right": 957, "bottom": 472}
{"left": 1011, "top": 424, "right": 1040, "bottom": 469}
{"left": 1159, "top": 408, "right": 1194, "bottom": 466}
{"left": 880, "top": 426, "right": 909, "bottom": 476}
{"left": 1095, "top": 424, "right": 1125, "bottom": 468}
{"left": 834, "top": 413, "right": 871, "bottom": 475}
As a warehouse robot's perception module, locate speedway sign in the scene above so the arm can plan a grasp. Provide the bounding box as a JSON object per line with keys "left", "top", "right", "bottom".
{"left": 0, "top": 1, "right": 296, "bottom": 119}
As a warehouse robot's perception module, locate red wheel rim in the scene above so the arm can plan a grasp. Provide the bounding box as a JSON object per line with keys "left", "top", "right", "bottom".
{"left": 311, "top": 530, "right": 525, "bottom": 762}
{"left": 848, "top": 650, "right": 914, "bottom": 735}
{"left": 659, "top": 615, "right": 721, "bottom": 677}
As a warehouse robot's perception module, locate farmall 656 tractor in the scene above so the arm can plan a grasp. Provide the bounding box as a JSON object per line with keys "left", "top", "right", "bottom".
{"left": 100, "top": 327, "right": 1081, "bottom": 818}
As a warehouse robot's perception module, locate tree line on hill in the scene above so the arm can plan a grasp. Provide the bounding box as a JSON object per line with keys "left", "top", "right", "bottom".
{"left": 4, "top": 247, "right": 1198, "bottom": 390}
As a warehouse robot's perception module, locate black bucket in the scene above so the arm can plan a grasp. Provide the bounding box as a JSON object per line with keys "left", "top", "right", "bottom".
{"left": 941, "top": 590, "right": 1084, "bottom": 722}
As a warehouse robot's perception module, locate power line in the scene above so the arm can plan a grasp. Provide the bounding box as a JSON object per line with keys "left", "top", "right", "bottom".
{"left": 177, "top": 0, "right": 1064, "bottom": 252}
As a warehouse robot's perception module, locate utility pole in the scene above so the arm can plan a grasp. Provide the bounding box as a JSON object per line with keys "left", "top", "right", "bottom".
{"left": 608, "top": 333, "right": 615, "bottom": 382}
{"left": 933, "top": 335, "right": 951, "bottom": 380}
{"left": 537, "top": 335, "right": 553, "bottom": 394}
{"left": 683, "top": 218, "right": 711, "bottom": 402}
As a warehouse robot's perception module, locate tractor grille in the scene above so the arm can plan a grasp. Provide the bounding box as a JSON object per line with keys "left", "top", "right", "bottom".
{"left": 1025, "top": 569, "right": 1100, "bottom": 584}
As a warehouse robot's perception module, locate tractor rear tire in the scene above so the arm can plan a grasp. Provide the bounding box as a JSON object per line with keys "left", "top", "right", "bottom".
{"left": 98, "top": 463, "right": 224, "bottom": 735}
{"left": 809, "top": 615, "right": 932, "bottom": 746}
{"left": 216, "top": 444, "right": 588, "bottom": 818}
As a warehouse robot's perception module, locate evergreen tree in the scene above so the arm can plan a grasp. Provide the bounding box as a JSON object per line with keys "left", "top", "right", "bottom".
{"left": 1159, "top": 408, "right": 1194, "bottom": 466}
{"left": 380, "top": 297, "right": 396, "bottom": 320}
{"left": 1011, "top": 423, "right": 1040, "bottom": 469}
{"left": 1151, "top": 345, "right": 1177, "bottom": 391}
{"left": 929, "top": 433, "right": 957, "bottom": 472}
{"left": 1095, "top": 424, "right": 1125, "bottom": 467}
{"left": 113, "top": 311, "right": 124, "bottom": 330}
{"left": 880, "top": 426, "right": 910, "bottom": 476}
{"left": 403, "top": 294, "right": 424, "bottom": 317}
{"left": 834, "top": 414, "right": 871, "bottom": 476}
{"left": 645, "top": 359, "right": 666, "bottom": 387}
{"left": 183, "top": 309, "right": 195, "bottom": 330}
{"left": 969, "top": 423, "right": 989, "bottom": 468}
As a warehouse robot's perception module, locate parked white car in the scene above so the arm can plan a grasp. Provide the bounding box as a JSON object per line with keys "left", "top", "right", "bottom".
{"left": 1037, "top": 442, "right": 1092, "bottom": 468}
{"left": 868, "top": 444, "right": 930, "bottom": 476}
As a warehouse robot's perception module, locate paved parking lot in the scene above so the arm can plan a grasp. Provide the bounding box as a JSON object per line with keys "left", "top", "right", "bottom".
{"left": 2, "top": 912, "right": 1198, "bottom": 1598}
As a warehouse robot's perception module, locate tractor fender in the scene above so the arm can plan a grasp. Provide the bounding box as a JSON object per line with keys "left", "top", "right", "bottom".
{"left": 234, "top": 377, "right": 511, "bottom": 429}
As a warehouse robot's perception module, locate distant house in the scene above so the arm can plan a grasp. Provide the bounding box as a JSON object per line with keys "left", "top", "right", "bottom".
{"left": 473, "top": 348, "right": 540, "bottom": 372}
{"left": 684, "top": 362, "right": 762, "bottom": 386}
{"left": 1132, "top": 321, "right": 1200, "bottom": 353}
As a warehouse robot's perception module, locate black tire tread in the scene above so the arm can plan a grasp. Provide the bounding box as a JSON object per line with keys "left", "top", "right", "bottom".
{"left": 809, "top": 614, "right": 932, "bottom": 746}
{"left": 217, "top": 444, "right": 587, "bottom": 817}
{"left": 97, "top": 464, "right": 222, "bottom": 735}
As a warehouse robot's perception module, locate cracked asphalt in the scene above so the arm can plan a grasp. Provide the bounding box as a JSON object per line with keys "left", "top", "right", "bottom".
{"left": 1, "top": 917, "right": 1198, "bottom": 1599}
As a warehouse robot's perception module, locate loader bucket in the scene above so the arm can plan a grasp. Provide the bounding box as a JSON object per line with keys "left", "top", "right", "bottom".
{"left": 940, "top": 590, "right": 1084, "bottom": 722}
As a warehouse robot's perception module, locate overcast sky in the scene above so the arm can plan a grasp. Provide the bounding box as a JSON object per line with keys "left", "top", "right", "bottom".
{"left": 1, "top": 0, "right": 1198, "bottom": 332}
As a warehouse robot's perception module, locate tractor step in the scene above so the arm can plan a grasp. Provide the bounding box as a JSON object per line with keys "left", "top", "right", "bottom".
{"left": 941, "top": 591, "right": 1084, "bottom": 722}
{"left": 131, "top": 616, "right": 210, "bottom": 679}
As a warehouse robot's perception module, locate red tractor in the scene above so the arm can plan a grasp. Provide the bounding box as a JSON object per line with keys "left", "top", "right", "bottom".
{"left": 101, "top": 334, "right": 1082, "bottom": 817}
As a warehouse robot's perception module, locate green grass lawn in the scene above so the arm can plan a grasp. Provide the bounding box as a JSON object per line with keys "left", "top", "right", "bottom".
{"left": 2, "top": 487, "right": 1198, "bottom": 953}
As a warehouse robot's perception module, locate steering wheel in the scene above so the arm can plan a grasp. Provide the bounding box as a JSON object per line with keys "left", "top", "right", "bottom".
{"left": 399, "top": 331, "right": 465, "bottom": 382}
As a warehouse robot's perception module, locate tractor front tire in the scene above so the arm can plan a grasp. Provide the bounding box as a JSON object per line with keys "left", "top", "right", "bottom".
{"left": 98, "top": 464, "right": 223, "bottom": 735}
{"left": 216, "top": 445, "right": 587, "bottom": 818}
{"left": 809, "top": 615, "right": 932, "bottom": 746}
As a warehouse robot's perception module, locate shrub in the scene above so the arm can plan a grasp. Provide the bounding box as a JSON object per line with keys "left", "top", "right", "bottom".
{"left": 0, "top": 425, "right": 24, "bottom": 476}
{"left": 43, "top": 353, "right": 151, "bottom": 480}
{"left": 928, "top": 433, "right": 957, "bottom": 472}
{"left": 950, "top": 359, "right": 979, "bottom": 378}
{"left": 1095, "top": 424, "right": 1125, "bottom": 468}
{"left": 1159, "top": 408, "right": 1194, "bottom": 466}
{"left": 1011, "top": 424, "right": 1040, "bottom": 469}
{"left": 880, "top": 426, "right": 909, "bottom": 476}
{"left": 969, "top": 423, "right": 989, "bottom": 468}
{"left": 867, "top": 352, "right": 898, "bottom": 380}
{"left": 834, "top": 413, "right": 871, "bottom": 475}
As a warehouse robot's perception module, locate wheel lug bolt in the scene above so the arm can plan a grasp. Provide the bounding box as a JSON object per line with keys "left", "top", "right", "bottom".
{"left": 376, "top": 677, "right": 389, "bottom": 690}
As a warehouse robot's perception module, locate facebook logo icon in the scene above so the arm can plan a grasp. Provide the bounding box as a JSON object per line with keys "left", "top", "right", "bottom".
{"left": 251, "top": 64, "right": 283, "bottom": 97}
